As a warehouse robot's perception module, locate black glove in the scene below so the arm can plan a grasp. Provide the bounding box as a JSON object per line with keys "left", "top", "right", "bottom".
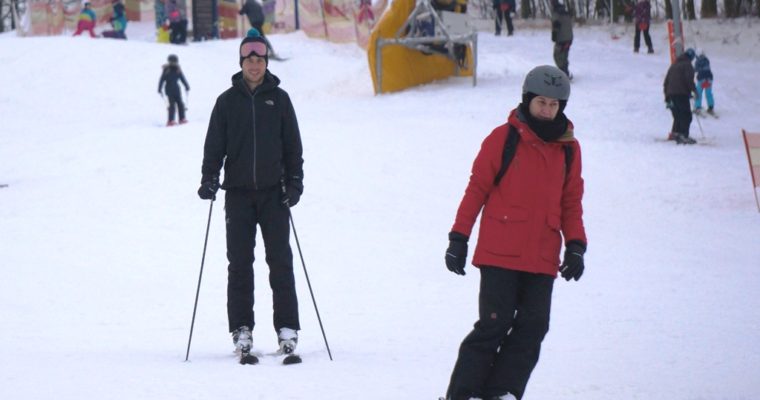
{"left": 445, "top": 232, "right": 469, "bottom": 276}
{"left": 665, "top": 97, "right": 674, "bottom": 110}
{"left": 559, "top": 241, "right": 586, "bottom": 281}
{"left": 280, "top": 176, "right": 303, "bottom": 207}
{"left": 197, "top": 175, "right": 220, "bottom": 201}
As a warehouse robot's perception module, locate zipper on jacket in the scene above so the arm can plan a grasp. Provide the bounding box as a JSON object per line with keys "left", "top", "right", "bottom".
{"left": 251, "top": 90, "right": 258, "bottom": 189}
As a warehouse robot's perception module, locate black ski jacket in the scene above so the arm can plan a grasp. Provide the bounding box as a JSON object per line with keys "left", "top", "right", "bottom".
{"left": 158, "top": 65, "right": 189, "bottom": 97}
{"left": 201, "top": 70, "right": 303, "bottom": 192}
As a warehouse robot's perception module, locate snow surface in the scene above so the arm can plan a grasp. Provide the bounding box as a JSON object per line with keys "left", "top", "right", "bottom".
{"left": 2, "top": 17, "right": 760, "bottom": 400}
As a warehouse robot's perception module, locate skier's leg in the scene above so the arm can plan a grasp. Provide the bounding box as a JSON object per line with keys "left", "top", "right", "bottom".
{"left": 446, "top": 267, "right": 520, "bottom": 400}
{"left": 258, "top": 188, "right": 300, "bottom": 332}
{"left": 634, "top": 27, "right": 641, "bottom": 51}
{"left": 483, "top": 272, "right": 554, "bottom": 399}
{"left": 225, "top": 190, "right": 258, "bottom": 332}
{"left": 705, "top": 81, "right": 714, "bottom": 109}
{"left": 168, "top": 95, "right": 177, "bottom": 122}
{"left": 177, "top": 97, "right": 186, "bottom": 121}
{"left": 505, "top": 12, "right": 514, "bottom": 35}
{"left": 643, "top": 28, "right": 653, "bottom": 51}
{"left": 494, "top": 10, "right": 502, "bottom": 35}
{"left": 694, "top": 80, "right": 704, "bottom": 109}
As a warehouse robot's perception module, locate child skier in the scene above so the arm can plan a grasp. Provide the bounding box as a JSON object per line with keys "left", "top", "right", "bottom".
{"left": 72, "top": 2, "right": 97, "bottom": 38}
{"left": 158, "top": 54, "right": 190, "bottom": 126}
{"left": 693, "top": 50, "right": 715, "bottom": 115}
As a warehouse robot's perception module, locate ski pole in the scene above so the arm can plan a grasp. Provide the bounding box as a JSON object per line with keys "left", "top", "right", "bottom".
{"left": 288, "top": 209, "right": 333, "bottom": 361}
{"left": 185, "top": 200, "right": 214, "bottom": 362}
{"left": 692, "top": 99, "right": 706, "bottom": 140}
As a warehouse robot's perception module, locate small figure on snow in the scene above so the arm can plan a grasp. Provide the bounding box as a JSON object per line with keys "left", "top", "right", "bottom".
{"left": 493, "top": 0, "right": 515, "bottom": 36}
{"left": 72, "top": 2, "right": 97, "bottom": 38}
{"left": 102, "top": 0, "right": 127, "bottom": 39}
{"left": 551, "top": 0, "right": 573, "bottom": 79}
{"left": 693, "top": 49, "right": 715, "bottom": 115}
{"left": 442, "top": 65, "right": 587, "bottom": 400}
{"left": 633, "top": 0, "right": 653, "bottom": 54}
{"left": 158, "top": 54, "right": 190, "bottom": 126}
{"left": 166, "top": 0, "right": 188, "bottom": 44}
{"left": 197, "top": 28, "right": 304, "bottom": 364}
{"left": 664, "top": 48, "right": 697, "bottom": 144}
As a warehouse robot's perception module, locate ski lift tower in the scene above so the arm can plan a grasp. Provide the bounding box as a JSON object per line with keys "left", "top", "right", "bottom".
{"left": 373, "top": 0, "right": 478, "bottom": 94}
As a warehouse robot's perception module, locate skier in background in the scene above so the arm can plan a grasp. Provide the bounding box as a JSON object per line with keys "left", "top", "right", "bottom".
{"left": 664, "top": 48, "right": 697, "bottom": 144}
{"left": 72, "top": 2, "right": 97, "bottom": 38}
{"left": 197, "top": 29, "right": 304, "bottom": 364}
{"left": 239, "top": 0, "right": 277, "bottom": 58}
{"left": 102, "top": 0, "right": 128, "bottom": 39}
{"left": 551, "top": 0, "right": 573, "bottom": 79}
{"left": 493, "top": 0, "right": 515, "bottom": 36}
{"left": 158, "top": 54, "right": 190, "bottom": 126}
{"left": 442, "top": 65, "right": 587, "bottom": 400}
{"left": 693, "top": 49, "right": 715, "bottom": 115}
{"left": 633, "top": 0, "right": 653, "bottom": 53}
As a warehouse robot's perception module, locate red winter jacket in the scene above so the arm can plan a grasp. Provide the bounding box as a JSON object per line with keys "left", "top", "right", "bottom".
{"left": 451, "top": 109, "right": 587, "bottom": 277}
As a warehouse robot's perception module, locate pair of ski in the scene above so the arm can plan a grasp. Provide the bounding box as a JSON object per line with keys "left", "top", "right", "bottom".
{"left": 694, "top": 109, "right": 719, "bottom": 119}
{"left": 239, "top": 349, "right": 302, "bottom": 365}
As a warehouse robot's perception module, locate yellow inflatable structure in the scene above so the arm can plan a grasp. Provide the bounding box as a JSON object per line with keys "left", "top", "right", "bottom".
{"left": 367, "top": 0, "right": 476, "bottom": 94}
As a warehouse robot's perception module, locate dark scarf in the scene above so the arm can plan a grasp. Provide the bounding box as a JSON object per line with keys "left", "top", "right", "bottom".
{"left": 518, "top": 102, "right": 569, "bottom": 142}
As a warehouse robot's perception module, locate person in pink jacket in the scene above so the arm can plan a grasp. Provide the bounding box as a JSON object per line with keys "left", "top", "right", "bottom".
{"left": 442, "top": 65, "right": 587, "bottom": 400}
{"left": 72, "top": 2, "right": 97, "bottom": 38}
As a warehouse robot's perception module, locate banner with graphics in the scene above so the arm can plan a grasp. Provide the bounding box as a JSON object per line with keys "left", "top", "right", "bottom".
{"left": 218, "top": 0, "right": 239, "bottom": 38}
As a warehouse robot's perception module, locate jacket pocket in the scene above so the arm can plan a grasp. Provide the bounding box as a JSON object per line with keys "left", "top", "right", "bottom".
{"left": 540, "top": 214, "right": 562, "bottom": 264}
{"left": 479, "top": 206, "right": 529, "bottom": 257}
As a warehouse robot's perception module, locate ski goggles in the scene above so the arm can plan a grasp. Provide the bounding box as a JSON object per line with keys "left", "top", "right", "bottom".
{"left": 240, "top": 41, "right": 267, "bottom": 58}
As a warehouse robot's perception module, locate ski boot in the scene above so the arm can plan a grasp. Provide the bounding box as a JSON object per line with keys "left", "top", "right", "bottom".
{"left": 167, "top": 120, "right": 176, "bottom": 127}
{"left": 278, "top": 327, "right": 298, "bottom": 354}
{"left": 675, "top": 133, "right": 697, "bottom": 145}
{"left": 179, "top": 119, "right": 188, "bottom": 124}
{"left": 232, "top": 326, "right": 257, "bottom": 364}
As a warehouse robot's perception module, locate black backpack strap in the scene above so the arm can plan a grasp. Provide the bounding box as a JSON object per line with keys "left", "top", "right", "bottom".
{"left": 563, "top": 144, "right": 573, "bottom": 177}
{"left": 493, "top": 124, "right": 520, "bottom": 186}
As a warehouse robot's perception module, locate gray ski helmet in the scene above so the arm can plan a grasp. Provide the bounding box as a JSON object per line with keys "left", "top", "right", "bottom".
{"left": 522, "top": 65, "right": 571, "bottom": 101}
{"left": 167, "top": 54, "right": 179, "bottom": 64}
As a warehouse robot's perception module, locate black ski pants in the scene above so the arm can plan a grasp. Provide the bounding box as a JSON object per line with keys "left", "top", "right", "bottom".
{"left": 225, "top": 187, "right": 300, "bottom": 333}
{"left": 167, "top": 93, "right": 185, "bottom": 122}
{"left": 494, "top": 8, "right": 513, "bottom": 36}
{"left": 446, "top": 267, "right": 554, "bottom": 400}
{"left": 669, "top": 94, "right": 692, "bottom": 138}
{"left": 634, "top": 26, "right": 653, "bottom": 52}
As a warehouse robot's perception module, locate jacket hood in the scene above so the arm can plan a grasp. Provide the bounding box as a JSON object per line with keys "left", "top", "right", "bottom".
{"left": 231, "top": 70, "right": 281, "bottom": 94}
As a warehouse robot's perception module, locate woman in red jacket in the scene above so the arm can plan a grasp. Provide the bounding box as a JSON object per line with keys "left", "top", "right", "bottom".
{"left": 442, "top": 65, "right": 587, "bottom": 400}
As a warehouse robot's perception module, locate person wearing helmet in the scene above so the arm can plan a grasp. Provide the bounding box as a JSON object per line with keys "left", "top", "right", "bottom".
{"left": 441, "top": 65, "right": 587, "bottom": 400}
{"left": 663, "top": 48, "right": 697, "bottom": 144}
{"left": 158, "top": 54, "right": 190, "bottom": 126}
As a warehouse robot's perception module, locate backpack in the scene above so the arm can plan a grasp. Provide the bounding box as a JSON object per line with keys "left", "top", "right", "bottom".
{"left": 493, "top": 124, "right": 573, "bottom": 186}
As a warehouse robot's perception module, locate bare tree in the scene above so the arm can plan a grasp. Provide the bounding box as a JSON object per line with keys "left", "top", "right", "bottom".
{"left": 701, "top": 0, "right": 718, "bottom": 17}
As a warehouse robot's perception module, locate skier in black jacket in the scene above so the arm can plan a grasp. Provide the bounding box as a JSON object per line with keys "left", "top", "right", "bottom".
{"left": 158, "top": 54, "right": 190, "bottom": 126}
{"left": 197, "top": 29, "right": 303, "bottom": 362}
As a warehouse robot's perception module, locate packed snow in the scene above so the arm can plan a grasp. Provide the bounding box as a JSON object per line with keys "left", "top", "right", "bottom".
{"left": 1, "top": 16, "right": 760, "bottom": 400}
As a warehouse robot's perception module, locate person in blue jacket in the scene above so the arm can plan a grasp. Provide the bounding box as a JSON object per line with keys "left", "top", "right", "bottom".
{"left": 158, "top": 54, "right": 190, "bottom": 126}
{"left": 693, "top": 50, "right": 715, "bottom": 114}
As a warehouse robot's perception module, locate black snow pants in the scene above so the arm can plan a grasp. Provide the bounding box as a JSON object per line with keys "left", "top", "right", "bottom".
{"left": 669, "top": 94, "right": 693, "bottom": 138}
{"left": 167, "top": 92, "right": 185, "bottom": 122}
{"left": 224, "top": 187, "right": 300, "bottom": 333}
{"left": 446, "top": 266, "right": 554, "bottom": 400}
